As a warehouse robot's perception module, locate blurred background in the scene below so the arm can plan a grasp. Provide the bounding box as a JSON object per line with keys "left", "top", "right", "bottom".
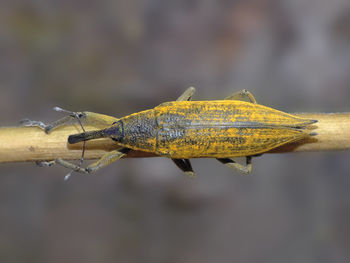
{"left": 1, "top": 0, "right": 350, "bottom": 262}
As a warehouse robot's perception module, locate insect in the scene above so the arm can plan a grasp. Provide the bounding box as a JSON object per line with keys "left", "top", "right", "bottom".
{"left": 23, "top": 87, "right": 317, "bottom": 177}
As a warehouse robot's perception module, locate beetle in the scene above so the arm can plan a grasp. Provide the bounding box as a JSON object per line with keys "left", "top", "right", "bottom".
{"left": 24, "top": 87, "right": 317, "bottom": 177}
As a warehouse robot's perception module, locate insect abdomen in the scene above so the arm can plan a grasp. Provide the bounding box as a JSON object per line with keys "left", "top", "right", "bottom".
{"left": 153, "top": 101, "right": 315, "bottom": 158}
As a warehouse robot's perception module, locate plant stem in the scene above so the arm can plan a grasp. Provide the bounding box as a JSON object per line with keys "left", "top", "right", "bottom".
{"left": 0, "top": 113, "right": 349, "bottom": 163}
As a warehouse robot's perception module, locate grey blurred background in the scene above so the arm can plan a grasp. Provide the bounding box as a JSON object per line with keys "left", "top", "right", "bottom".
{"left": 1, "top": 1, "right": 350, "bottom": 262}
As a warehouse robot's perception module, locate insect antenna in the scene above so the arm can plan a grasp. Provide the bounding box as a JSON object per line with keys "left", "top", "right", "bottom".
{"left": 53, "top": 107, "right": 87, "bottom": 180}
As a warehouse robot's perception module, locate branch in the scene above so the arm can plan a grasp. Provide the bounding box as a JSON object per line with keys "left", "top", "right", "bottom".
{"left": 0, "top": 113, "right": 349, "bottom": 163}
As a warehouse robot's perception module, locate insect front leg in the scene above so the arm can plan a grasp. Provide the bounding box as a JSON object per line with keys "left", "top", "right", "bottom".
{"left": 54, "top": 147, "right": 131, "bottom": 179}
{"left": 217, "top": 156, "right": 252, "bottom": 175}
{"left": 176, "top": 87, "right": 196, "bottom": 101}
{"left": 84, "top": 147, "right": 131, "bottom": 173}
{"left": 172, "top": 159, "right": 195, "bottom": 177}
{"left": 21, "top": 108, "right": 119, "bottom": 133}
{"left": 20, "top": 115, "right": 79, "bottom": 133}
{"left": 224, "top": 90, "right": 257, "bottom": 104}
{"left": 20, "top": 107, "right": 87, "bottom": 133}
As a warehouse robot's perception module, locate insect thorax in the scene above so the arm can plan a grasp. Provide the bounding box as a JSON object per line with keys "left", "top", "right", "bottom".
{"left": 120, "top": 109, "right": 157, "bottom": 152}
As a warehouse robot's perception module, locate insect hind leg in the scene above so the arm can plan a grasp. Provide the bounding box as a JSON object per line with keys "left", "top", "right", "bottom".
{"left": 224, "top": 90, "right": 257, "bottom": 104}
{"left": 217, "top": 156, "right": 252, "bottom": 175}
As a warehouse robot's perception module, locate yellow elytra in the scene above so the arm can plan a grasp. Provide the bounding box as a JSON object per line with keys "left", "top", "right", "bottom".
{"left": 150, "top": 100, "right": 315, "bottom": 158}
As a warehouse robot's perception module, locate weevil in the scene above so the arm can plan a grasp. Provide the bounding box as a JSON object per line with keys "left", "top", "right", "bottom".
{"left": 23, "top": 87, "right": 317, "bottom": 177}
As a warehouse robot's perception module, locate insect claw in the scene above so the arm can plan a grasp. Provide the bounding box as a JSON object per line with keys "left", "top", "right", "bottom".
{"left": 241, "top": 169, "right": 250, "bottom": 175}
{"left": 64, "top": 172, "right": 72, "bottom": 181}
{"left": 36, "top": 161, "right": 55, "bottom": 167}
{"left": 19, "top": 118, "right": 30, "bottom": 125}
{"left": 20, "top": 119, "right": 47, "bottom": 130}
{"left": 44, "top": 125, "right": 54, "bottom": 133}
{"left": 185, "top": 171, "right": 196, "bottom": 178}
{"left": 53, "top": 106, "right": 65, "bottom": 112}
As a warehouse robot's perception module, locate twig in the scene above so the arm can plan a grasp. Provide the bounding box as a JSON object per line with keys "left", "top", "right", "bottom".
{"left": 0, "top": 113, "right": 349, "bottom": 163}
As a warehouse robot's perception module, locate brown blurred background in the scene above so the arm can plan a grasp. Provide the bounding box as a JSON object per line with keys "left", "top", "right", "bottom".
{"left": 1, "top": 1, "right": 350, "bottom": 262}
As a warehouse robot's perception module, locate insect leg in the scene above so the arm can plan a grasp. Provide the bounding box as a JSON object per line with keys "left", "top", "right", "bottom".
{"left": 224, "top": 90, "right": 257, "bottom": 104}
{"left": 172, "top": 158, "right": 195, "bottom": 177}
{"left": 20, "top": 115, "right": 78, "bottom": 133}
{"left": 176, "top": 87, "right": 196, "bottom": 101}
{"left": 54, "top": 147, "right": 131, "bottom": 179}
{"left": 85, "top": 147, "right": 131, "bottom": 173}
{"left": 55, "top": 159, "right": 90, "bottom": 174}
{"left": 21, "top": 109, "right": 119, "bottom": 133}
{"left": 217, "top": 156, "right": 252, "bottom": 175}
{"left": 20, "top": 107, "right": 86, "bottom": 133}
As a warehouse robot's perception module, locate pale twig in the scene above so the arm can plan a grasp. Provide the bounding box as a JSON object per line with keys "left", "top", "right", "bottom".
{"left": 0, "top": 113, "right": 349, "bottom": 163}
